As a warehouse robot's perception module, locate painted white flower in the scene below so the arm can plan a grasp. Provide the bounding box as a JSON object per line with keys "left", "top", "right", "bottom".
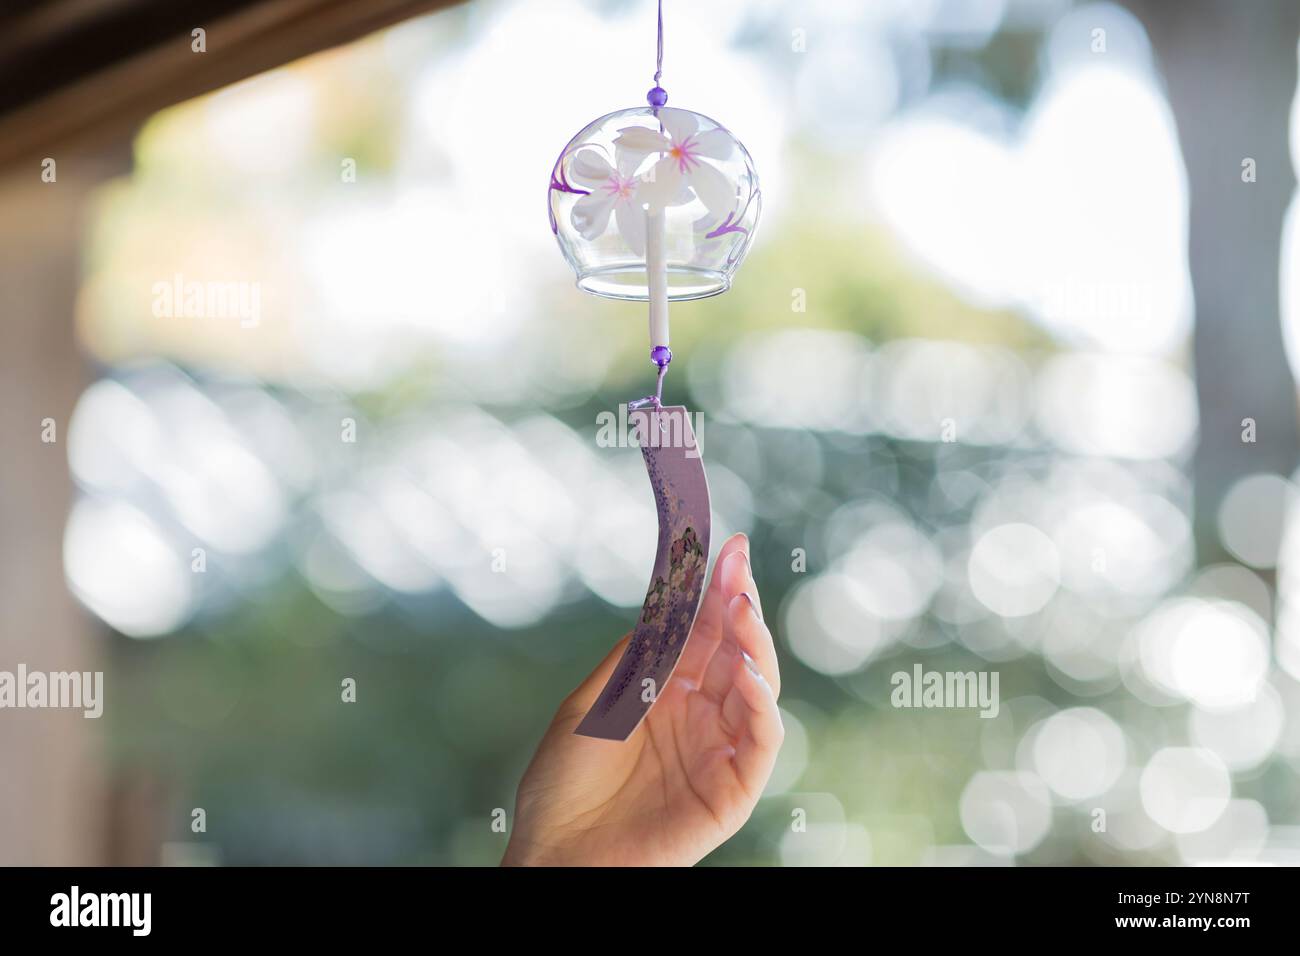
{"left": 568, "top": 147, "right": 649, "bottom": 255}
{"left": 614, "top": 107, "right": 737, "bottom": 227}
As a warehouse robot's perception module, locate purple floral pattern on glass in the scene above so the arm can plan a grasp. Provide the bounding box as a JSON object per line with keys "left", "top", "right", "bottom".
{"left": 548, "top": 106, "right": 761, "bottom": 299}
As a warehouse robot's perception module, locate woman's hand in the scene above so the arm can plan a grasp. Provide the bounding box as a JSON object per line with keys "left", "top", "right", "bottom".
{"left": 503, "top": 533, "right": 782, "bottom": 866}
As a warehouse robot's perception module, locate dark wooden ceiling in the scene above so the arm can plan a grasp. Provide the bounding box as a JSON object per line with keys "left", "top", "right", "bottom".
{"left": 0, "top": 0, "right": 463, "bottom": 168}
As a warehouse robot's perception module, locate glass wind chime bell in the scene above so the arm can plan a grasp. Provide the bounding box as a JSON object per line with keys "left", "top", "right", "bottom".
{"left": 548, "top": 1, "right": 761, "bottom": 740}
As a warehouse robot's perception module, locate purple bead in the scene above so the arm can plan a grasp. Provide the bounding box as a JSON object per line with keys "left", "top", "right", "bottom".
{"left": 651, "top": 345, "right": 672, "bottom": 367}
{"left": 647, "top": 86, "right": 668, "bottom": 108}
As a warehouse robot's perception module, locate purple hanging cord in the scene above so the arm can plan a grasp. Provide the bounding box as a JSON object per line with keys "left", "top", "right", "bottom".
{"left": 631, "top": 0, "right": 670, "bottom": 410}
{"left": 647, "top": 0, "right": 668, "bottom": 111}
{"left": 629, "top": 345, "right": 673, "bottom": 410}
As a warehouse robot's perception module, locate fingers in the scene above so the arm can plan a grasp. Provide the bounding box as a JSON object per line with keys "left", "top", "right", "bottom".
{"left": 728, "top": 654, "right": 784, "bottom": 795}
{"left": 700, "top": 629, "right": 742, "bottom": 701}
{"left": 676, "top": 532, "right": 750, "bottom": 682}
{"left": 699, "top": 550, "right": 781, "bottom": 702}
{"left": 725, "top": 587, "right": 780, "bottom": 700}
{"left": 560, "top": 632, "right": 632, "bottom": 716}
{"left": 712, "top": 533, "right": 751, "bottom": 592}
{"left": 716, "top": 542, "right": 762, "bottom": 621}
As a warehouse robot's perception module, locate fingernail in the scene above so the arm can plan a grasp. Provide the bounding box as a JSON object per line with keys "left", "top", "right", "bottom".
{"left": 725, "top": 549, "right": 750, "bottom": 575}
{"left": 729, "top": 533, "right": 749, "bottom": 562}
{"left": 739, "top": 591, "right": 762, "bottom": 621}
{"left": 741, "top": 650, "right": 761, "bottom": 677}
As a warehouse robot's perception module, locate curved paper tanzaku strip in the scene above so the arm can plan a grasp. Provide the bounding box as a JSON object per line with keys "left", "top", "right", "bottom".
{"left": 575, "top": 405, "right": 711, "bottom": 740}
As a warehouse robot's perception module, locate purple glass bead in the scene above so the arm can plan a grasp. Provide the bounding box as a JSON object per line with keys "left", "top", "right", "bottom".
{"left": 647, "top": 86, "right": 668, "bottom": 108}
{"left": 651, "top": 345, "right": 672, "bottom": 367}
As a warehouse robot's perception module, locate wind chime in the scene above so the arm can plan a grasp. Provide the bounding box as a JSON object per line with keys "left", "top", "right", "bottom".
{"left": 547, "top": 1, "right": 761, "bottom": 740}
